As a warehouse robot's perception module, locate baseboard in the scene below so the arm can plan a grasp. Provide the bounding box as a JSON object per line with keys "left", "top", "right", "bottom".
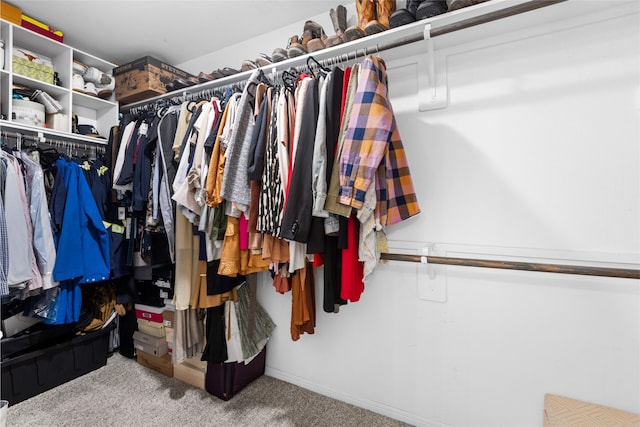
{"left": 265, "top": 366, "right": 450, "bottom": 427}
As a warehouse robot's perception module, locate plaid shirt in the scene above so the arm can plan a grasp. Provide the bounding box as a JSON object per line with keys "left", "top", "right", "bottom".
{"left": 338, "top": 56, "right": 420, "bottom": 226}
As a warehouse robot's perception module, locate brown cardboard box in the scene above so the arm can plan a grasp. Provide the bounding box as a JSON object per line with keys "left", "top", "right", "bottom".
{"left": 173, "top": 354, "right": 206, "bottom": 390}
{"left": 113, "top": 56, "right": 194, "bottom": 105}
{"left": 137, "top": 351, "right": 173, "bottom": 378}
{"left": 162, "top": 310, "right": 174, "bottom": 329}
{"left": 543, "top": 394, "right": 640, "bottom": 426}
{"left": 1, "top": 1, "right": 22, "bottom": 25}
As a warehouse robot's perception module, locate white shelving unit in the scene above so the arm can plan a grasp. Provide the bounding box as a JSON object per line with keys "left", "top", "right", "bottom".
{"left": 0, "top": 18, "right": 118, "bottom": 144}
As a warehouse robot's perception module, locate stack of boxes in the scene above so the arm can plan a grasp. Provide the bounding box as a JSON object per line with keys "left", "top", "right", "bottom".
{"left": 133, "top": 304, "right": 173, "bottom": 378}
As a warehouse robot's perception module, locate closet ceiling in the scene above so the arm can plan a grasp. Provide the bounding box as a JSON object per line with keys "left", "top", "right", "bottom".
{"left": 10, "top": 0, "right": 334, "bottom": 67}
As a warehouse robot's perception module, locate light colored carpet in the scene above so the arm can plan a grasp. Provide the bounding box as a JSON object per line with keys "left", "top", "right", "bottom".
{"left": 7, "top": 352, "right": 407, "bottom": 427}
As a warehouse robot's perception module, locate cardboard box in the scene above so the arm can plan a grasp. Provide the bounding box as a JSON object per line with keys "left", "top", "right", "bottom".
{"left": 137, "top": 318, "right": 165, "bottom": 338}
{"left": 134, "top": 304, "right": 164, "bottom": 324}
{"left": 164, "top": 327, "right": 174, "bottom": 344}
{"left": 132, "top": 330, "right": 168, "bottom": 357}
{"left": 137, "top": 351, "right": 173, "bottom": 378}
{"left": 1, "top": 1, "right": 21, "bottom": 25}
{"left": 113, "top": 56, "right": 194, "bottom": 105}
{"left": 12, "top": 56, "right": 54, "bottom": 84}
{"left": 173, "top": 355, "right": 206, "bottom": 390}
{"left": 162, "top": 310, "right": 174, "bottom": 329}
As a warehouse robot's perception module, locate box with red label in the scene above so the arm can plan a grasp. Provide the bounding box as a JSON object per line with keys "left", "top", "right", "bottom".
{"left": 20, "top": 14, "right": 63, "bottom": 43}
{"left": 134, "top": 304, "right": 164, "bottom": 324}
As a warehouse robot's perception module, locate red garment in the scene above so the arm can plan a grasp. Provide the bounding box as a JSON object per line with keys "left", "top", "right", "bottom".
{"left": 340, "top": 214, "right": 364, "bottom": 302}
{"left": 340, "top": 67, "right": 352, "bottom": 128}
{"left": 239, "top": 213, "right": 249, "bottom": 250}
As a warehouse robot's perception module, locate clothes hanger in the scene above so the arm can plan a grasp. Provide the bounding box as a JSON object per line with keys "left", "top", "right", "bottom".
{"left": 281, "top": 69, "right": 298, "bottom": 93}
{"left": 306, "top": 56, "right": 330, "bottom": 78}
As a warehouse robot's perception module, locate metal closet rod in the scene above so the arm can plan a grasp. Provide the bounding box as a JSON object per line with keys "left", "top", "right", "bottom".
{"left": 1, "top": 129, "right": 106, "bottom": 153}
{"left": 379, "top": 253, "right": 640, "bottom": 280}
{"left": 121, "top": 0, "right": 567, "bottom": 113}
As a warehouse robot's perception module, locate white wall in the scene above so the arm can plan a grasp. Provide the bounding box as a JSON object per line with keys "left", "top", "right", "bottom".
{"left": 182, "top": 2, "right": 640, "bottom": 426}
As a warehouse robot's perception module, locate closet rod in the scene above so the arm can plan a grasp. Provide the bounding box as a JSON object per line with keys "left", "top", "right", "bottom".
{"left": 1, "top": 129, "right": 106, "bottom": 154}
{"left": 379, "top": 253, "right": 640, "bottom": 280}
{"left": 120, "top": 0, "right": 566, "bottom": 113}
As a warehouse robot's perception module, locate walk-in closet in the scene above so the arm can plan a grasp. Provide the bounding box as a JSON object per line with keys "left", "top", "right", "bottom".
{"left": 1, "top": 1, "right": 638, "bottom": 426}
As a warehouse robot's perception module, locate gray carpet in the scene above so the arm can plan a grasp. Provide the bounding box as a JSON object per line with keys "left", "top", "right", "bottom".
{"left": 7, "top": 352, "right": 406, "bottom": 427}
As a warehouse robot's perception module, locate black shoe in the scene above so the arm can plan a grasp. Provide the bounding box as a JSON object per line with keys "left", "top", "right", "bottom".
{"left": 416, "top": 1, "right": 448, "bottom": 20}
{"left": 389, "top": 8, "right": 416, "bottom": 28}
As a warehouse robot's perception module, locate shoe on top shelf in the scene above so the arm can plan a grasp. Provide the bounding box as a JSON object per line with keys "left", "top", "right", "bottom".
{"left": 95, "top": 78, "right": 115, "bottom": 99}
{"left": 83, "top": 81, "right": 98, "bottom": 97}
{"left": 72, "top": 73, "right": 85, "bottom": 93}
{"left": 73, "top": 60, "right": 87, "bottom": 75}
{"left": 83, "top": 66, "right": 112, "bottom": 85}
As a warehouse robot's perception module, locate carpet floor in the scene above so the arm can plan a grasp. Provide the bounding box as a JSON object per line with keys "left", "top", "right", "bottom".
{"left": 7, "top": 352, "right": 407, "bottom": 427}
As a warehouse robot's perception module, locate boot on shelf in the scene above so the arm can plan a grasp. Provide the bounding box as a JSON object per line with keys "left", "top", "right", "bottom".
{"left": 415, "top": 1, "right": 448, "bottom": 20}
{"left": 344, "top": 0, "right": 377, "bottom": 42}
{"left": 325, "top": 5, "right": 347, "bottom": 48}
{"left": 366, "top": 0, "right": 396, "bottom": 35}
{"left": 304, "top": 20, "right": 328, "bottom": 53}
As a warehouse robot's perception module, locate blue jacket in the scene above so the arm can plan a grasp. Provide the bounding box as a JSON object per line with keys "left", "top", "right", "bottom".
{"left": 52, "top": 158, "right": 110, "bottom": 283}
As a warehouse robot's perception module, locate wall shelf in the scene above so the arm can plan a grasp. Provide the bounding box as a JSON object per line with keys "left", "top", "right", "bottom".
{"left": 1, "top": 18, "right": 118, "bottom": 144}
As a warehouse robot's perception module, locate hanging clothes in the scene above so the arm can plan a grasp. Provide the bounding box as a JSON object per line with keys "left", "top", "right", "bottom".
{"left": 337, "top": 56, "right": 421, "bottom": 226}
{"left": 220, "top": 70, "right": 261, "bottom": 215}
{"left": 2, "top": 151, "right": 36, "bottom": 289}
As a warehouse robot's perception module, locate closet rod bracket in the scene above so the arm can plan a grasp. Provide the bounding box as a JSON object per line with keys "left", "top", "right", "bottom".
{"left": 417, "top": 244, "right": 448, "bottom": 302}
{"left": 418, "top": 23, "right": 448, "bottom": 111}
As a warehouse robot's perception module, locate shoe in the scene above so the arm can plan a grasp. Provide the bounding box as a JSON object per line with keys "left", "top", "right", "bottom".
{"left": 307, "top": 38, "right": 326, "bottom": 53}
{"left": 287, "top": 35, "right": 307, "bottom": 58}
{"left": 326, "top": 5, "right": 347, "bottom": 48}
{"left": 72, "top": 60, "right": 87, "bottom": 75}
{"left": 447, "top": 0, "right": 489, "bottom": 11}
{"left": 197, "top": 72, "right": 216, "bottom": 83}
{"left": 95, "top": 78, "right": 115, "bottom": 99}
{"left": 241, "top": 60, "right": 258, "bottom": 72}
{"left": 220, "top": 67, "right": 240, "bottom": 77}
{"left": 271, "top": 47, "right": 288, "bottom": 63}
{"left": 83, "top": 82, "right": 97, "bottom": 96}
{"left": 255, "top": 54, "right": 272, "bottom": 67}
{"left": 83, "top": 66, "right": 112, "bottom": 85}
{"left": 406, "top": 0, "right": 423, "bottom": 15}
{"left": 302, "top": 20, "right": 328, "bottom": 52}
{"left": 416, "top": 1, "right": 448, "bottom": 20}
{"left": 345, "top": 0, "right": 378, "bottom": 41}
{"left": 72, "top": 73, "right": 85, "bottom": 93}
{"left": 389, "top": 8, "right": 416, "bottom": 28}
{"left": 364, "top": 0, "right": 396, "bottom": 36}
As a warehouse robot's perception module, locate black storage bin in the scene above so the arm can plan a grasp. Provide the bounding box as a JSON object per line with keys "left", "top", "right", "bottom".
{"left": 1, "top": 324, "right": 114, "bottom": 405}
{"left": 1, "top": 322, "right": 76, "bottom": 361}
{"left": 205, "top": 346, "right": 266, "bottom": 401}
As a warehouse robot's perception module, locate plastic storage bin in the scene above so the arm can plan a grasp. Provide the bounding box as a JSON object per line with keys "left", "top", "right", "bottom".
{"left": 1, "top": 324, "right": 114, "bottom": 405}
